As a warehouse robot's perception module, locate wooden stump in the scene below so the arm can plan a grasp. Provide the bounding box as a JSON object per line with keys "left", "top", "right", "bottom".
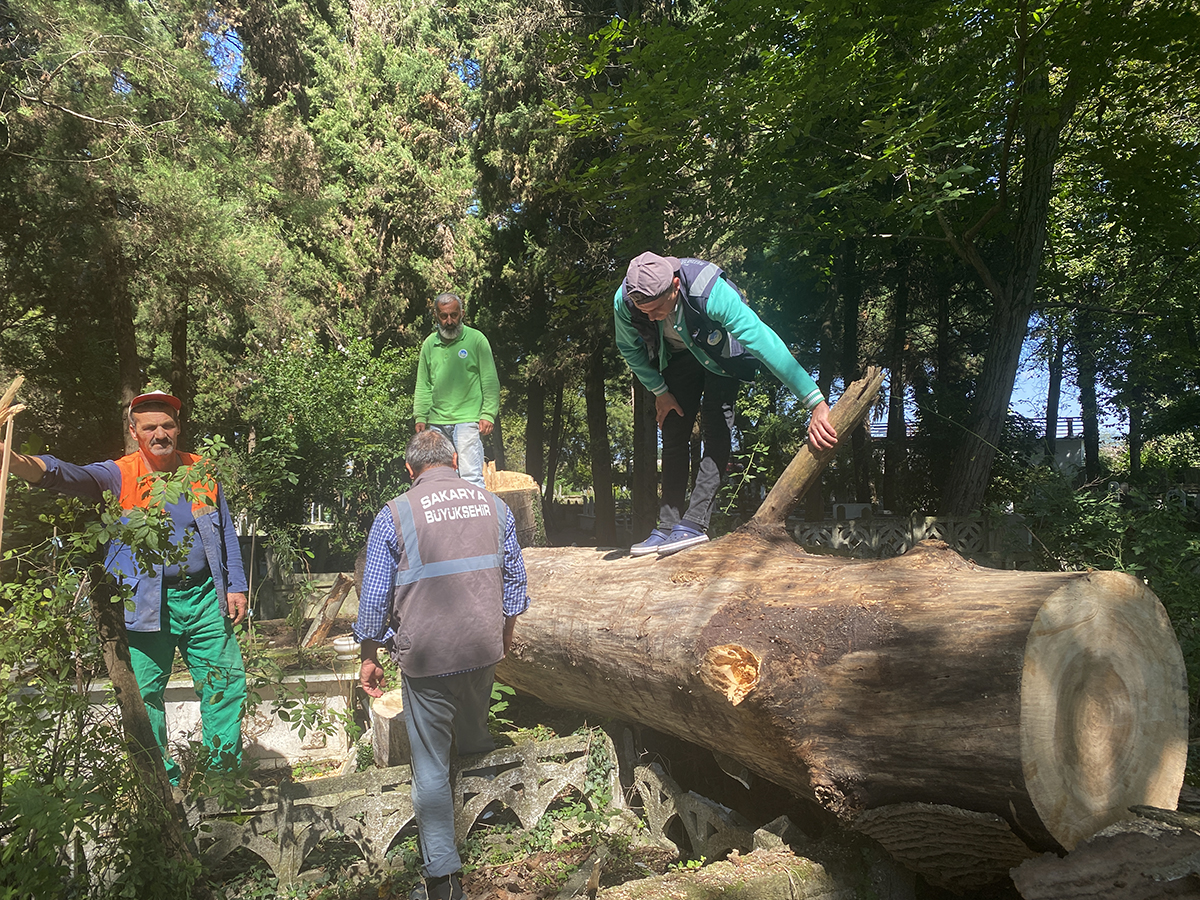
{"left": 371, "top": 689, "right": 410, "bottom": 768}
{"left": 485, "top": 465, "right": 545, "bottom": 547}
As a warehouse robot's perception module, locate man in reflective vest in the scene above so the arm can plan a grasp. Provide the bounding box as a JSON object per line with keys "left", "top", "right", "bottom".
{"left": 2, "top": 390, "right": 248, "bottom": 785}
{"left": 614, "top": 251, "right": 839, "bottom": 556}
{"left": 355, "top": 429, "right": 531, "bottom": 900}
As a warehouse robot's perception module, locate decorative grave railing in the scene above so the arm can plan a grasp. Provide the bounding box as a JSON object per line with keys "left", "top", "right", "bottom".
{"left": 186, "top": 729, "right": 786, "bottom": 886}
{"left": 790, "top": 513, "right": 1035, "bottom": 567}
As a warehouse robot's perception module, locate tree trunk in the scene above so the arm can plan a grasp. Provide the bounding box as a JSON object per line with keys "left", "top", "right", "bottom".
{"left": 105, "top": 245, "right": 140, "bottom": 455}
{"left": 631, "top": 380, "right": 658, "bottom": 539}
{"left": 525, "top": 378, "right": 545, "bottom": 487}
{"left": 838, "top": 240, "right": 871, "bottom": 504}
{"left": 170, "top": 286, "right": 190, "bottom": 438}
{"left": 883, "top": 254, "right": 910, "bottom": 513}
{"left": 940, "top": 64, "right": 1076, "bottom": 515}
{"left": 1076, "top": 310, "right": 1101, "bottom": 482}
{"left": 501, "top": 538, "right": 1185, "bottom": 862}
{"left": 585, "top": 347, "right": 615, "bottom": 545}
{"left": 491, "top": 413, "right": 508, "bottom": 472}
{"left": 806, "top": 295, "right": 838, "bottom": 522}
{"left": 1128, "top": 401, "right": 1143, "bottom": 481}
{"left": 496, "top": 370, "right": 1186, "bottom": 865}
{"left": 89, "top": 565, "right": 209, "bottom": 898}
{"left": 1046, "top": 327, "right": 1064, "bottom": 457}
{"left": 752, "top": 370, "right": 885, "bottom": 527}
{"left": 542, "top": 375, "right": 565, "bottom": 505}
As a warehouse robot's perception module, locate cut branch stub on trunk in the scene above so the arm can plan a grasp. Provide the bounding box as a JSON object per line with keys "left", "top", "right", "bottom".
{"left": 497, "top": 535, "right": 1187, "bottom": 868}
{"left": 751, "top": 367, "right": 886, "bottom": 528}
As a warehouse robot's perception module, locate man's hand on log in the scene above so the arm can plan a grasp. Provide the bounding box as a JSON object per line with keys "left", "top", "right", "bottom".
{"left": 359, "top": 656, "right": 386, "bottom": 698}
{"left": 655, "top": 392, "right": 684, "bottom": 426}
{"left": 807, "top": 402, "right": 838, "bottom": 451}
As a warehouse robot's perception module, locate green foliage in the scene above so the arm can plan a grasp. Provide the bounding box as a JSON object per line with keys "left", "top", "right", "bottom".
{"left": 229, "top": 335, "right": 419, "bottom": 561}
{"left": 489, "top": 682, "right": 516, "bottom": 731}
{"left": 0, "top": 483, "right": 204, "bottom": 899}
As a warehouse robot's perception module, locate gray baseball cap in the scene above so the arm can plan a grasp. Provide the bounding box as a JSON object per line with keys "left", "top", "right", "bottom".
{"left": 624, "top": 252, "right": 680, "bottom": 300}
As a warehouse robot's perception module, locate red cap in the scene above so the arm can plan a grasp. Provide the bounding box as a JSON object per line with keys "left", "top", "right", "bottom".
{"left": 130, "top": 390, "right": 181, "bottom": 413}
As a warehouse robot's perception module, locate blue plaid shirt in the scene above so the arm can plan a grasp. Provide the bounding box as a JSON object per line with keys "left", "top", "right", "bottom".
{"left": 353, "top": 496, "right": 531, "bottom": 649}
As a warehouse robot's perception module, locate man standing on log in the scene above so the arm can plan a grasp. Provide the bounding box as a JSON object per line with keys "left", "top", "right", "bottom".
{"left": 413, "top": 292, "right": 501, "bottom": 489}
{"left": 355, "top": 429, "right": 530, "bottom": 900}
{"left": 615, "top": 252, "right": 839, "bottom": 556}
{"left": 0, "top": 390, "right": 248, "bottom": 784}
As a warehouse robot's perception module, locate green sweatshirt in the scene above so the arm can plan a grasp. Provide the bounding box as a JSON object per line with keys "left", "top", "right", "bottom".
{"left": 613, "top": 277, "right": 825, "bottom": 410}
{"left": 413, "top": 325, "right": 501, "bottom": 425}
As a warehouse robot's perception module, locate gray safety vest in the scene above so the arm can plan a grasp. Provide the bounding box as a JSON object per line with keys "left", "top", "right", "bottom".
{"left": 385, "top": 467, "right": 508, "bottom": 677}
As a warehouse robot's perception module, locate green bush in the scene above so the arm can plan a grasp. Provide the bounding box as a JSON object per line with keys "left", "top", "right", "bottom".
{"left": 0, "top": 479, "right": 204, "bottom": 899}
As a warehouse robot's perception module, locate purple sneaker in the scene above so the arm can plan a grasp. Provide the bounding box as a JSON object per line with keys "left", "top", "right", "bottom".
{"left": 657, "top": 521, "right": 709, "bottom": 556}
{"left": 631, "top": 527, "right": 671, "bottom": 557}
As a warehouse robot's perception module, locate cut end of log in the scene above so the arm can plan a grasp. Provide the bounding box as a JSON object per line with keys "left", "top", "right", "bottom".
{"left": 484, "top": 462, "right": 539, "bottom": 493}
{"left": 372, "top": 689, "right": 405, "bottom": 720}
{"left": 700, "top": 644, "right": 761, "bottom": 706}
{"left": 1020, "top": 571, "right": 1188, "bottom": 851}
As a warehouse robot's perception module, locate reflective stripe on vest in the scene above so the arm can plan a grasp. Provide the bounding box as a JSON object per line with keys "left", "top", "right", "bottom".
{"left": 114, "top": 452, "right": 219, "bottom": 515}
{"left": 688, "top": 261, "right": 722, "bottom": 301}
{"left": 387, "top": 492, "right": 506, "bottom": 587}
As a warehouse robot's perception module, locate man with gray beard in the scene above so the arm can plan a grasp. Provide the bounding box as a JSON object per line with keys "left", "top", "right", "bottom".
{"left": 413, "top": 292, "right": 500, "bottom": 489}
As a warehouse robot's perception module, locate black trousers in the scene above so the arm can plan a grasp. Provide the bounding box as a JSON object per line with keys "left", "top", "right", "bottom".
{"left": 659, "top": 350, "right": 738, "bottom": 530}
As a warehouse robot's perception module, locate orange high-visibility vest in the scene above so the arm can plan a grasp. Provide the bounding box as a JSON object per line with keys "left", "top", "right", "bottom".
{"left": 113, "top": 451, "right": 219, "bottom": 515}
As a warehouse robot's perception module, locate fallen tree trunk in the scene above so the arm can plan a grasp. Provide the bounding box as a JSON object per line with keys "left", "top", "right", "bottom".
{"left": 495, "top": 370, "right": 1187, "bottom": 864}
{"left": 500, "top": 535, "right": 1186, "bottom": 855}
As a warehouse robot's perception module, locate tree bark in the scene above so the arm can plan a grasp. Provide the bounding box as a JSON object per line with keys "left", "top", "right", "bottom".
{"left": 1129, "top": 401, "right": 1143, "bottom": 480}
{"left": 585, "top": 346, "right": 615, "bottom": 545}
{"left": 525, "top": 378, "right": 546, "bottom": 486}
{"left": 170, "top": 286, "right": 190, "bottom": 438}
{"left": 500, "top": 535, "right": 1186, "bottom": 857}
{"left": 302, "top": 572, "right": 353, "bottom": 648}
{"left": 751, "top": 369, "right": 886, "bottom": 528}
{"left": 88, "top": 565, "right": 208, "bottom": 897}
{"left": 838, "top": 240, "right": 872, "bottom": 504}
{"left": 806, "top": 296, "right": 839, "bottom": 522}
{"left": 939, "top": 62, "right": 1077, "bottom": 515}
{"left": 543, "top": 374, "right": 565, "bottom": 505}
{"left": 491, "top": 413, "right": 508, "bottom": 472}
{"left": 105, "top": 244, "right": 140, "bottom": 455}
{"left": 1046, "top": 327, "right": 1064, "bottom": 457}
{"left": 1076, "top": 310, "right": 1101, "bottom": 482}
{"left": 883, "top": 254, "right": 910, "bottom": 513}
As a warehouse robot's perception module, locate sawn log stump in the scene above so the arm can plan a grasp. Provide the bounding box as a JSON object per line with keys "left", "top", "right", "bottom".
{"left": 496, "top": 529, "right": 1187, "bottom": 866}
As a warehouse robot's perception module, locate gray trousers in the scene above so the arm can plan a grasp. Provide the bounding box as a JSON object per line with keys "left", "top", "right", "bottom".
{"left": 401, "top": 666, "right": 496, "bottom": 877}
